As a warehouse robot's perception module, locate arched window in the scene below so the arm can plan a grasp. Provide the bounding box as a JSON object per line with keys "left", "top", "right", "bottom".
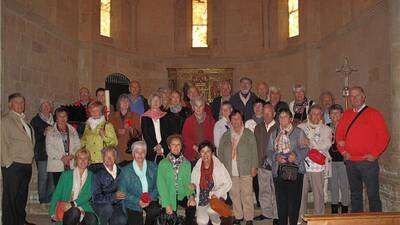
{"left": 288, "top": 0, "right": 299, "bottom": 37}
{"left": 192, "top": 0, "right": 208, "bottom": 48}
{"left": 100, "top": 0, "right": 111, "bottom": 37}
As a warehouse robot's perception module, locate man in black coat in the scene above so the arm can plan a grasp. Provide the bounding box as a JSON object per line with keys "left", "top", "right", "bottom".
{"left": 210, "top": 80, "right": 232, "bottom": 120}
{"left": 230, "top": 77, "right": 258, "bottom": 121}
{"left": 30, "top": 99, "right": 54, "bottom": 204}
{"left": 265, "top": 86, "right": 289, "bottom": 120}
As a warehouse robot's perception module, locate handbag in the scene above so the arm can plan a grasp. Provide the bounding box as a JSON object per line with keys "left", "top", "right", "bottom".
{"left": 308, "top": 148, "right": 326, "bottom": 165}
{"left": 210, "top": 197, "right": 232, "bottom": 218}
{"left": 54, "top": 201, "right": 67, "bottom": 221}
{"left": 278, "top": 163, "right": 299, "bottom": 181}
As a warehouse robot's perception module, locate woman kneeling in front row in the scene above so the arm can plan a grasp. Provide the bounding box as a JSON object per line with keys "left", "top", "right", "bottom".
{"left": 119, "top": 141, "right": 161, "bottom": 225}
{"left": 49, "top": 148, "right": 97, "bottom": 225}
{"left": 191, "top": 141, "right": 232, "bottom": 225}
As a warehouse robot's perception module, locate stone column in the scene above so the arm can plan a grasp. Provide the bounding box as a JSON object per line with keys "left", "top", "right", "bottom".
{"left": 129, "top": 0, "right": 138, "bottom": 51}
{"left": 0, "top": 0, "right": 3, "bottom": 219}
{"left": 380, "top": 0, "right": 400, "bottom": 211}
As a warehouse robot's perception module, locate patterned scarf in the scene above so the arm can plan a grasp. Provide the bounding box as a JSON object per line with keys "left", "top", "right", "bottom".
{"left": 142, "top": 109, "right": 167, "bottom": 120}
{"left": 293, "top": 97, "right": 309, "bottom": 115}
{"left": 170, "top": 105, "right": 182, "bottom": 113}
{"left": 39, "top": 112, "right": 54, "bottom": 126}
{"left": 303, "top": 120, "right": 322, "bottom": 148}
{"left": 167, "top": 153, "right": 185, "bottom": 192}
{"left": 274, "top": 124, "right": 293, "bottom": 154}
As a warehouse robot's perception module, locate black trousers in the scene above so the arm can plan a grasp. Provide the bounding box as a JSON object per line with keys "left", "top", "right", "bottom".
{"left": 177, "top": 197, "right": 196, "bottom": 225}
{"left": 63, "top": 207, "right": 98, "bottom": 225}
{"left": 253, "top": 175, "right": 260, "bottom": 206}
{"left": 345, "top": 160, "right": 382, "bottom": 212}
{"left": 51, "top": 172, "right": 62, "bottom": 187}
{"left": 274, "top": 174, "right": 304, "bottom": 225}
{"left": 127, "top": 201, "right": 161, "bottom": 225}
{"left": 2, "top": 162, "right": 32, "bottom": 225}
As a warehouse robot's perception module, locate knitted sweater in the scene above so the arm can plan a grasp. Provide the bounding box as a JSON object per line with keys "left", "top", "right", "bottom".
{"left": 336, "top": 106, "right": 390, "bottom": 161}
{"left": 182, "top": 114, "right": 215, "bottom": 162}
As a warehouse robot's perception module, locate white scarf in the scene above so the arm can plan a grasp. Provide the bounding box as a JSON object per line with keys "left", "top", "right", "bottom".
{"left": 72, "top": 168, "right": 88, "bottom": 201}
{"left": 104, "top": 164, "right": 117, "bottom": 179}
{"left": 87, "top": 116, "right": 105, "bottom": 130}
{"left": 13, "top": 111, "right": 32, "bottom": 141}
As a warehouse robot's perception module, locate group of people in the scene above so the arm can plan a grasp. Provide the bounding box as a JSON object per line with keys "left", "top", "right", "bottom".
{"left": 1, "top": 77, "right": 390, "bottom": 225}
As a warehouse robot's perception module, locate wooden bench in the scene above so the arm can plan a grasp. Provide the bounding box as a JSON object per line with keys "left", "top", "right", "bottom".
{"left": 303, "top": 212, "right": 400, "bottom": 225}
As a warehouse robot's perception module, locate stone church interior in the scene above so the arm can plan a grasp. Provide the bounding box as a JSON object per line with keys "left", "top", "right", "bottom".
{"left": 1, "top": 0, "right": 400, "bottom": 225}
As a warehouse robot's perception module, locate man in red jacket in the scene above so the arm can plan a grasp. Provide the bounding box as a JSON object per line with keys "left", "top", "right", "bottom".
{"left": 335, "top": 86, "right": 390, "bottom": 212}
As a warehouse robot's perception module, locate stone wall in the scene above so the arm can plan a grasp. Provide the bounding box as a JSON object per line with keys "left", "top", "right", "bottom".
{"left": 2, "top": 0, "right": 80, "bottom": 118}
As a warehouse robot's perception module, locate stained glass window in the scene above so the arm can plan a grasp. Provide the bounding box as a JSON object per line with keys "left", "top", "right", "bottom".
{"left": 192, "top": 0, "right": 208, "bottom": 48}
{"left": 288, "top": 0, "right": 299, "bottom": 38}
{"left": 100, "top": 0, "right": 111, "bottom": 37}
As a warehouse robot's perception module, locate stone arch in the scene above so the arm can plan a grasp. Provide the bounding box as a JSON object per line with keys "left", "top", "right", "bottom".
{"left": 105, "top": 73, "right": 131, "bottom": 109}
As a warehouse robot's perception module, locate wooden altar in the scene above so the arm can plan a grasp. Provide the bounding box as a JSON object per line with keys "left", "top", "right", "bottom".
{"left": 303, "top": 212, "right": 400, "bottom": 225}
{"left": 167, "top": 68, "right": 233, "bottom": 102}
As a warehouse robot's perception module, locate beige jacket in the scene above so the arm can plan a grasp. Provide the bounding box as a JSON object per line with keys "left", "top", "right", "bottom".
{"left": 1, "top": 111, "right": 35, "bottom": 167}
{"left": 46, "top": 124, "right": 81, "bottom": 172}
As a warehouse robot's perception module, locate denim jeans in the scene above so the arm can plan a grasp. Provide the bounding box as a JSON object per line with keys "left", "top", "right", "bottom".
{"left": 345, "top": 160, "right": 382, "bottom": 212}
{"left": 36, "top": 161, "right": 53, "bottom": 203}
{"left": 92, "top": 203, "right": 126, "bottom": 225}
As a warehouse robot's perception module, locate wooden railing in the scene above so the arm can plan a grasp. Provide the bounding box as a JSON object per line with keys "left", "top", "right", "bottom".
{"left": 303, "top": 212, "right": 400, "bottom": 225}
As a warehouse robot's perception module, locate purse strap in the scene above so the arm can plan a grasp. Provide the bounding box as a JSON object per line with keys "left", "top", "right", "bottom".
{"left": 345, "top": 106, "right": 368, "bottom": 138}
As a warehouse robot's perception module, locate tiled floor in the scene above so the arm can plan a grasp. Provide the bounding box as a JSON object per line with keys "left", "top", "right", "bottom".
{"left": 27, "top": 215, "right": 275, "bottom": 225}
{"left": 27, "top": 210, "right": 275, "bottom": 225}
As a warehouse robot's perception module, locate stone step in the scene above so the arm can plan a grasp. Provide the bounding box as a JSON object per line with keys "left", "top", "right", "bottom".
{"left": 27, "top": 202, "right": 50, "bottom": 216}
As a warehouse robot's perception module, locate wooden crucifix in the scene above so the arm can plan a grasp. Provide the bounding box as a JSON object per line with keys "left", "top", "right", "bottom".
{"left": 336, "top": 57, "right": 357, "bottom": 109}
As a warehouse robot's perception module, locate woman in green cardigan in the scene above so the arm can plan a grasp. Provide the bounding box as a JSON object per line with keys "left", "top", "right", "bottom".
{"left": 49, "top": 148, "right": 97, "bottom": 225}
{"left": 156, "top": 134, "right": 196, "bottom": 225}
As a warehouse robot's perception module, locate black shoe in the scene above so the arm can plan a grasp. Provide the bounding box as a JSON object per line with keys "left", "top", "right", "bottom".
{"left": 273, "top": 219, "right": 279, "bottom": 225}
{"left": 245, "top": 221, "right": 253, "bottom": 225}
{"left": 254, "top": 215, "right": 272, "bottom": 221}
{"left": 24, "top": 221, "right": 36, "bottom": 225}
{"left": 233, "top": 218, "right": 243, "bottom": 224}
{"left": 331, "top": 204, "right": 339, "bottom": 214}
{"left": 341, "top": 205, "right": 349, "bottom": 213}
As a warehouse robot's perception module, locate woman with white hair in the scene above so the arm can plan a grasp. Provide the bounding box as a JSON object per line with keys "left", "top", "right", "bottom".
{"left": 289, "top": 84, "right": 314, "bottom": 126}
{"left": 141, "top": 93, "right": 178, "bottom": 163}
{"left": 118, "top": 141, "right": 160, "bottom": 225}
{"left": 31, "top": 98, "right": 55, "bottom": 203}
